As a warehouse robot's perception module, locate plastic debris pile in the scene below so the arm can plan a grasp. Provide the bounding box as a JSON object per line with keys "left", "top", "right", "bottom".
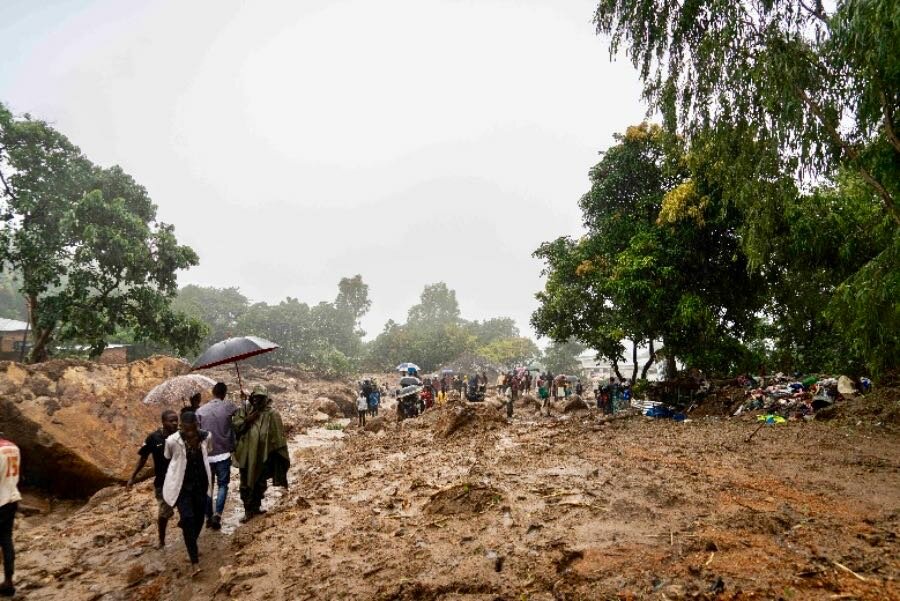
{"left": 732, "top": 373, "right": 869, "bottom": 418}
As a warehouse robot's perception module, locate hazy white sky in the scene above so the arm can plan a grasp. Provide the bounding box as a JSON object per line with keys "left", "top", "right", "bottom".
{"left": 0, "top": 0, "right": 646, "bottom": 340}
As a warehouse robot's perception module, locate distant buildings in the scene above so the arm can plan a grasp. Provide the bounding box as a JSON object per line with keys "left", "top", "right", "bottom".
{"left": 577, "top": 347, "right": 667, "bottom": 382}
{"left": 0, "top": 317, "right": 130, "bottom": 364}
{"left": 0, "top": 318, "right": 30, "bottom": 360}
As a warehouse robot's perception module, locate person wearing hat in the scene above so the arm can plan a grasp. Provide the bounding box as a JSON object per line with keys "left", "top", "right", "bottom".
{"left": 232, "top": 385, "right": 290, "bottom": 522}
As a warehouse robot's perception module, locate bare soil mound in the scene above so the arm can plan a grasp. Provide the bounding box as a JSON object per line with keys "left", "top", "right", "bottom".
{"left": 434, "top": 402, "right": 507, "bottom": 438}
{"left": 425, "top": 482, "right": 503, "bottom": 515}
{"left": 563, "top": 395, "right": 589, "bottom": 413}
{"left": 824, "top": 388, "right": 900, "bottom": 426}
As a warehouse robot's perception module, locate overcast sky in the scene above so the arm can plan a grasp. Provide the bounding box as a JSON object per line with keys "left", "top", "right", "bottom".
{"left": 0, "top": 0, "right": 646, "bottom": 341}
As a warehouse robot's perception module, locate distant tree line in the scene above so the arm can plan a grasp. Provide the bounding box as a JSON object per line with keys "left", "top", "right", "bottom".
{"left": 172, "top": 280, "right": 546, "bottom": 377}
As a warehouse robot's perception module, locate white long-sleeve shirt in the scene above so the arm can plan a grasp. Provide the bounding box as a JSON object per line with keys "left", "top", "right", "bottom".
{"left": 162, "top": 431, "right": 213, "bottom": 507}
{"left": 0, "top": 439, "right": 22, "bottom": 507}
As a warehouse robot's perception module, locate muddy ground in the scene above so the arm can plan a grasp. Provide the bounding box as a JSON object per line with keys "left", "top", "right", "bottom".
{"left": 9, "top": 372, "right": 900, "bottom": 601}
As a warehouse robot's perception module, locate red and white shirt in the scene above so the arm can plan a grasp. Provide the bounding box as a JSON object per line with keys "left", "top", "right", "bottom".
{"left": 0, "top": 439, "right": 22, "bottom": 507}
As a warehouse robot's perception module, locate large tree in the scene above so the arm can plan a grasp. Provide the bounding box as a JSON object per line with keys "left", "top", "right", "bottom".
{"left": 0, "top": 104, "right": 204, "bottom": 361}
{"left": 533, "top": 124, "right": 766, "bottom": 375}
{"left": 407, "top": 282, "right": 461, "bottom": 326}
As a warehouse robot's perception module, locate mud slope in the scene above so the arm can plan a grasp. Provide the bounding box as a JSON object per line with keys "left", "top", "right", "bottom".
{"left": 12, "top": 378, "right": 900, "bottom": 601}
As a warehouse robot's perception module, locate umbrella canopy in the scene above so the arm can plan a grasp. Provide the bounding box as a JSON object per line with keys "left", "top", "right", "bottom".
{"left": 143, "top": 374, "right": 216, "bottom": 405}
{"left": 397, "top": 384, "right": 423, "bottom": 399}
{"left": 192, "top": 336, "right": 280, "bottom": 370}
{"left": 395, "top": 362, "right": 420, "bottom": 373}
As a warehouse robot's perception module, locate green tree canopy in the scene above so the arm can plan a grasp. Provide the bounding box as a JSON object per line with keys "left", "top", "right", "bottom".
{"left": 365, "top": 282, "right": 534, "bottom": 372}
{"left": 533, "top": 124, "right": 767, "bottom": 375}
{"left": 407, "top": 282, "right": 461, "bottom": 326}
{"left": 0, "top": 104, "right": 205, "bottom": 361}
{"left": 178, "top": 276, "right": 372, "bottom": 376}
{"left": 171, "top": 285, "right": 249, "bottom": 348}
{"left": 477, "top": 337, "right": 540, "bottom": 370}
{"left": 542, "top": 339, "right": 586, "bottom": 375}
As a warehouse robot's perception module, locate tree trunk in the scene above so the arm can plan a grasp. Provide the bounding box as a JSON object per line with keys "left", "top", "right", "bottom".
{"left": 612, "top": 359, "right": 624, "bottom": 381}
{"left": 641, "top": 340, "right": 656, "bottom": 380}
{"left": 26, "top": 295, "right": 53, "bottom": 364}
{"left": 630, "top": 342, "right": 638, "bottom": 386}
{"left": 665, "top": 354, "right": 677, "bottom": 380}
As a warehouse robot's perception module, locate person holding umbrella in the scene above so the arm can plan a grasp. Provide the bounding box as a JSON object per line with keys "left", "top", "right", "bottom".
{"left": 232, "top": 386, "right": 290, "bottom": 522}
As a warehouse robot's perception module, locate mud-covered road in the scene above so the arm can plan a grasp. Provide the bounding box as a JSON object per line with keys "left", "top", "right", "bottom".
{"left": 11, "top": 376, "right": 900, "bottom": 601}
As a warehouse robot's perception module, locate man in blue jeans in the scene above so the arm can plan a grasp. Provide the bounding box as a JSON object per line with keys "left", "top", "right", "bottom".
{"left": 196, "top": 382, "right": 237, "bottom": 530}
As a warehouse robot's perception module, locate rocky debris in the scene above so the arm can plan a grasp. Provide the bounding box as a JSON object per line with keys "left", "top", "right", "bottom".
{"left": 435, "top": 402, "right": 507, "bottom": 438}
{"left": 425, "top": 482, "right": 503, "bottom": 515}
{"left": 0, "top": 356, "right": 190, "bottom": 496}
{"left": 10, "top": 368, "right": 900, "bottom": 601}
{"left": 563, "top": 395, "right": 589, "bottom": 413}
{"left": 363, "top": 416, "right": 386, "bottom": 433}
{"left": 517, "top": 393, "right": 542, "bottom": 412}
{"left": 312, "top": 397, "right": 341, "bottom": 417}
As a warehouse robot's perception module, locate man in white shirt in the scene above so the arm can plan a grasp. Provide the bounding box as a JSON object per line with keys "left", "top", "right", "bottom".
{"left": 0, "top": 435, "right": 21, "bottom": 597}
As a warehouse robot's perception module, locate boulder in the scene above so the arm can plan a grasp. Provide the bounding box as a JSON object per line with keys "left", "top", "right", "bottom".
{"left": 364, "top": 416, "right": 385, "bottom": 433}
{"left": 563, "top": 395, "right": 589, "bottom": 413}
{"left": 312, "top": 397, "right": 341, "bottom": 417}
{"left": 0, "top": 356, "right": 190, "bottom": 497}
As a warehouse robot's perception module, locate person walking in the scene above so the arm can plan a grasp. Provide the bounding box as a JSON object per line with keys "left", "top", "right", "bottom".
{"left": 128, "top": 410, "right": 180, "bottom": 548}
{"left": 195, "top": 382, "right": 237, "bottom": 531}
{"left": 368, "top": 386, "right": 381, "bottom": 416}
{"left": 538, "top": 380, "right": 551, "bottom": 414}
{"left": 162, "top": 412, "right": 212, "bottom": 575}
{"left": 357, "top": 393, "right": 368, "bottom": 428}
{"left": 0, "top": 435, "right": 21, "bottom": 597}
{"left": 232, "top": 386, "right": 290, "bottom": 522}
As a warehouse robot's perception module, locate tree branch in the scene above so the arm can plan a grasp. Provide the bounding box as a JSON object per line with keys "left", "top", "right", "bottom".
{"left": 797, "top": 0, "right": 827, "bottom": 24}
{"left": 641, "top": 340, "right": 656, "bottom": 380}
{"left": 880, "top": 90, "right": 900, "bottom": 154}
{"left": 0, "top": 164, "right": 15, "bottom": 201}
{"left": 796, "top": 87, "right": 900, "bottom": 225}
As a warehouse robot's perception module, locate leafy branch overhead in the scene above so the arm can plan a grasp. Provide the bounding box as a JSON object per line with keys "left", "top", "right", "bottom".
{"left": 594, "top": 0, "right": 900, "bottom": 227}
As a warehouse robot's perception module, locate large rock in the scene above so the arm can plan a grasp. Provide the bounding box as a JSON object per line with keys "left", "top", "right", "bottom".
{"left": 312, "top": 397, "right": 341, "bottom": 417}
{"left": 563, "top": 395, "right": 589, "bottom": 413}
{"left": 0, "top": 356, "right": 190, "bottom": 497}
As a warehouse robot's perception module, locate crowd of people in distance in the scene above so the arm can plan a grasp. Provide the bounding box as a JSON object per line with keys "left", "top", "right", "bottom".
{"left": 371, "top": 365, "right": 634, "bottom": 423}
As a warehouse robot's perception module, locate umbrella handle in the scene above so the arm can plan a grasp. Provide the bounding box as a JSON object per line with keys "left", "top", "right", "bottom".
{"left": 235, "top": 362, "right": 245, "bottom": 397}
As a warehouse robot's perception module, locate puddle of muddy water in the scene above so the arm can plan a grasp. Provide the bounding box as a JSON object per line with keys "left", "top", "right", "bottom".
{"left": 219, "top": 420, "right": 350, "bottom": 533}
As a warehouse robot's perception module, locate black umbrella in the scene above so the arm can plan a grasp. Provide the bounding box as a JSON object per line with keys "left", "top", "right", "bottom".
{"left": 191, "top": 336, "right": 280, "bottom": 393}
